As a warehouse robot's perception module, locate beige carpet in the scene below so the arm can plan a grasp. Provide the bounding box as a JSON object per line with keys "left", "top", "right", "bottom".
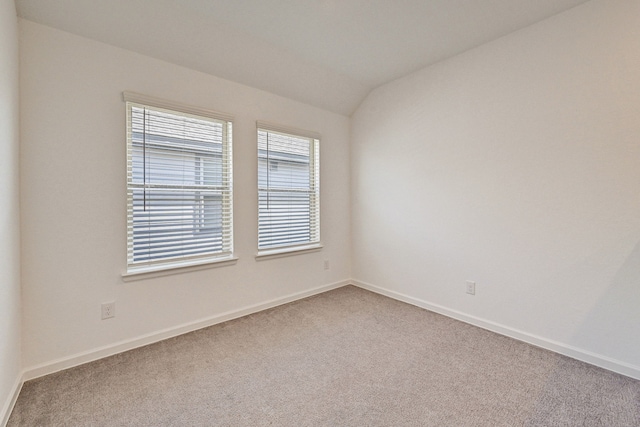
{"left": 8, "top": 286, "right": 640, "bottom": 426}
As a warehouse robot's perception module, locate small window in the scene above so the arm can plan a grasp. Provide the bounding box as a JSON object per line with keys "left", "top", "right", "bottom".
{"left": 257, "top": 123, "right": 320, "bottom": 253}
{"left": 125, "top": 93, "right": 233, "bottom": 273}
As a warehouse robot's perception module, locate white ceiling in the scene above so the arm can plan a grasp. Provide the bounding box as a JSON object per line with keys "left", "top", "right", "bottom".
{"left": 15, "top": 0, "right": 591, "bottom": 115}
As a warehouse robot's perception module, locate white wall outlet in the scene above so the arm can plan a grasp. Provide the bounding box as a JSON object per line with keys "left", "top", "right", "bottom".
{"left": 324, "top": 260, "right": 330, "bottom": 270}
{"left": 466, "top": 281, "right": 476, "bottom": 295}
{"left": 101, "top": 302, "right": 115, "bottom": 319}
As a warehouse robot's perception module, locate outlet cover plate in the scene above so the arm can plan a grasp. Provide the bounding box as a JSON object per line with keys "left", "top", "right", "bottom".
{"left": 466, "top": 281, "right": 476, "bottom": 295}
{"left": 101, "top": 302, "right": 115, "bottom": 319}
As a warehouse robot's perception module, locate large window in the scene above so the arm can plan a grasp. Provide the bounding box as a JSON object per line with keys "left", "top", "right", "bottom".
{"left": 125, "top": 93, "right": 233, "bottom": 274}
{"left": 257, "top": 123, "right": 320, "bottom": 253}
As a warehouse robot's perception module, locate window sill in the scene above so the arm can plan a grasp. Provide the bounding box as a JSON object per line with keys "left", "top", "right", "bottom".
{"left": 255, "top": 244, "right": 323, "bottom": 261}
{"left": 122, "top": 257, "right": 238, "bottom": 282}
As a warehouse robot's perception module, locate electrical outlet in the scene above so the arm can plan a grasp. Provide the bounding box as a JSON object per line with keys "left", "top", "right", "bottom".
{"left": 324, "top": 260, "right": 330, "bottom": 270}
{"left": 101, "top": 302, "right": 115, "bottom": 320}
{"left": 466, "top": 281, "right": 476, "bottom": 295}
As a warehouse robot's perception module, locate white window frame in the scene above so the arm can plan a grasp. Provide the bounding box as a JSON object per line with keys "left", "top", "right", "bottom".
{"left": 256, "top": 121, "right": 321, "bottom": 258}
{"left": 123, "top": 92, "right": 235, "bottom": 277}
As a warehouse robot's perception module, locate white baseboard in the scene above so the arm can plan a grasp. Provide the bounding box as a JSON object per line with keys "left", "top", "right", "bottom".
{"left": 352, "top": 279, "right": 640, "bottom": 381}
{"left": 16, "top": 277, "right": 639, "bottom": 410}
{"left": 1, "top": 375, "right": 23, "bottom": 427}
{"left": 23, "top": 280, "right": 350, "bottom": 382}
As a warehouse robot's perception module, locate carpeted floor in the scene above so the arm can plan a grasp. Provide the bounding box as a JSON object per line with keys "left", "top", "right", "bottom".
{"left": 8, "top": 286, "right": 640, "bottom": 426}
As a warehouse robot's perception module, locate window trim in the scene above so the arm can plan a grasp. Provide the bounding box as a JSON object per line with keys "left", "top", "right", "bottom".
{"left": 255, "top": 243, "right": 323, "bottom": 261}
{"left": 123, "top": 92, "right": 234, "bottom": 276}
{"left": 123, "top": 92, "right": 234, "bottom": 123}
{"left": 256, "top": 121, "right": 321, "bottom": 256}
{"left": 122, "top": 257, "right": 238, "bottom": 282}
{"left": 256, "top": 120, "right": 320, "bottom": 141}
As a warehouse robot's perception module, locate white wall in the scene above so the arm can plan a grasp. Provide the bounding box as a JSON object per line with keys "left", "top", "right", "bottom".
{"left": 0, "top": 0, "right": 21, "bottom": 421}
{"left": 17, "top": 0, "right": 640, "bottom": 387}
{"left": 19, "top": 20, "right": 351, "bottom": 375}
{"left": 351, "top": 0, "right": 640, "bottom": 376}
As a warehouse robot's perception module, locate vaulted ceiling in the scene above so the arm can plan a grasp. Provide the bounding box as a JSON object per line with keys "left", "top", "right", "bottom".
{"left": 15, "top": 0, "right": 591, "bottom": 115}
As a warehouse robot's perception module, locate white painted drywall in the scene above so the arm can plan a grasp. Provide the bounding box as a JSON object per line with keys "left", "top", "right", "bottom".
{"left": 351, "top": 0, "right": 640, "bottom": 371}
{"left": 19, "top": 20, "right": 351, "bottom": 372}
{"left": 0, "top": 0, "right": 22, "bottom": 420}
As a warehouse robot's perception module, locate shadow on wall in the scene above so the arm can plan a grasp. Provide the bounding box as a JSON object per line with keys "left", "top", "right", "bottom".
{"left": 521, "top": 240, "right": 640, "bottom": 425}
{"left": 571, "top": 239, "right": 640, "bottom": 364}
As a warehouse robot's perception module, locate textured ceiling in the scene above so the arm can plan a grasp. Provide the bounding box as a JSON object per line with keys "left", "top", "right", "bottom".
{"left": 15, "top": 0, "right": 591, "bottom": 115}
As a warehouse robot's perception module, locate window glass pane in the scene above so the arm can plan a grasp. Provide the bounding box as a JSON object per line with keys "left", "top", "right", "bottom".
{"left": 127, "top": 103, "right": 232, "bottom": 271}
{"left": 258, "top": 127, "right": 319, "bottom": 251}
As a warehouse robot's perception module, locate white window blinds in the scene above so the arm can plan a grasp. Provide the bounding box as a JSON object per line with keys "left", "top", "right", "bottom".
{"left": 125, "top": 94, "right": 233, "bottom": 273}
{"left": 257, "top": 124, "right": 320, "bottom": 251}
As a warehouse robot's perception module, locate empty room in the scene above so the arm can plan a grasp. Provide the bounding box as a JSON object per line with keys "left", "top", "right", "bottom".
{"left": 2, "top": 0, "right": 640, "bottom": 425}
